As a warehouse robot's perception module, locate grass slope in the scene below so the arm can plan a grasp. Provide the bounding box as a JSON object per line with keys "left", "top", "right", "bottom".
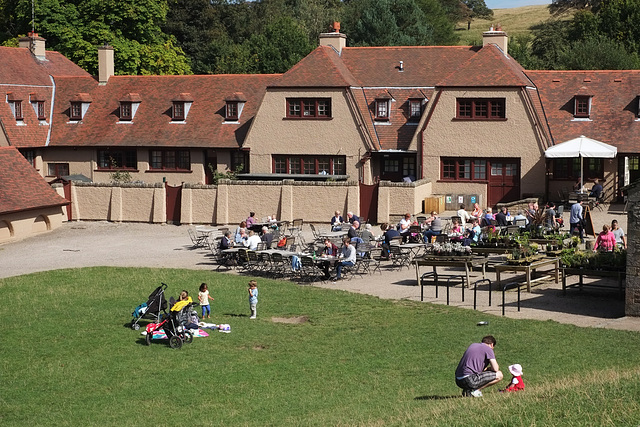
{"left": 1, "top": 267, "right": 639, "bottom": 426}
{"left": 456, "top": 4, "right": 572, "bottom": 46}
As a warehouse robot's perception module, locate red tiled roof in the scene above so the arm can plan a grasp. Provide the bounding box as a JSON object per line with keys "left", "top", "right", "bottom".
{"left": 0, "top": 46, "right": 90, "bottom": 148}
{"left": 0, "top": 46, "right": 89, "bottom": 85}
{"left": 527, "top": 70, "right": 640, "bottom": 152}
{"left": 0, "top": 146, "right": 68, "bottom": 215}
{"left": 341, "top": 46, "right": 479, "bottom": 87}
{"left": 273, "top": 46, "right": 357, "bottom": 87}
{"left": 0, "top": 84, "right": 52, "bottom": 148}
{"left": 438, "top": 45, "right": 531, "bottom": 87}
{"left": 49, "top": 74, "right": 281, "bottom": 148}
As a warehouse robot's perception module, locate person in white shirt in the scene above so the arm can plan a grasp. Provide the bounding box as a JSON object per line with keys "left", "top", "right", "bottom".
{"left": 457, "top": 204, "right": 471, "bottom": 228}
{"left": 334, "top": 237, "right": 356, "bottom": 281}
{"left": 243, "top": 230, "right": 261, "bottom": 251}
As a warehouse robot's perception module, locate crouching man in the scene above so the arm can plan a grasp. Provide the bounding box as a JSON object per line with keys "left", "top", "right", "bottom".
{"left": 455, "top": 335, "right": 503, "bottom": 397}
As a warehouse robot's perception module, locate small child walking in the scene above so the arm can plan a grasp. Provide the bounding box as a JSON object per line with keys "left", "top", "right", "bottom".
{"left": 502, "top": 364, "right": 525, "bottom": 392}
{"left": 248, "top": 280, "right": 258, "bottom": 319}
{"left": 198, "top": 283, "right": 214, "bottom": 319}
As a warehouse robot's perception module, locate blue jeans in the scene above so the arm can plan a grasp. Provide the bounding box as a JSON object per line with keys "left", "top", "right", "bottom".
{"left": 423, "top": 230, "right": 441, "bottom": 243}
{"left": 336, "top": 261, "right": 354, "bottom": 279}
{"left": 201, "top": 304, "right": 210, "bottom": 317}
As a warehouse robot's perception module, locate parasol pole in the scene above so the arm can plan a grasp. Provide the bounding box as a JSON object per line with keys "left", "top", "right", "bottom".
{"left": 580, "top": 156, "right": 584, "bottom": 193}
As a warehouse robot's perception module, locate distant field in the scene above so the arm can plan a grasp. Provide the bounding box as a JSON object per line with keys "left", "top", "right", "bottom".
{"left": 456, "top": 4, "right": 572, "bottom": 46}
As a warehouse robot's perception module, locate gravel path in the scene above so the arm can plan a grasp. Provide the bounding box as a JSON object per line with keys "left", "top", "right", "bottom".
{"left": 1, "top": 204, "right": 638, "bottom": 331}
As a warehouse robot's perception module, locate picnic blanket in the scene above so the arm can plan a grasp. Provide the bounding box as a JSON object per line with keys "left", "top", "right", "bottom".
{"left": 143, "top": 328, "right": 210, "bottom": 339}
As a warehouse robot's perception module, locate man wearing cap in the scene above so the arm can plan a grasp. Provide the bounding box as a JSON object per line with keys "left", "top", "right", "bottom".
{"left": 455, "top": 335, "right": 503, "bottom": 397}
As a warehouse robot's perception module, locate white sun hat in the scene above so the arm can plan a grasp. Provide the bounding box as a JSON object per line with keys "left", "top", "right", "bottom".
{"left": 508, "top": 364, "right": 523, "bottom": 376}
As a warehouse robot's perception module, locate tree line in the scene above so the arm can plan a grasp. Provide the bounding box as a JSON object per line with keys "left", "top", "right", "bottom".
{"left": 7, "top": 0, "right": 637, "bottom": 75}
{"left": 0, "top": 0, "right": 497, "bottom": 75}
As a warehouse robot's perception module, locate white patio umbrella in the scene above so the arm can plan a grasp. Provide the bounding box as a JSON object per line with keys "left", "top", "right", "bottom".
{"left": 544, "top": 135, "right": 617, "bottom": 191}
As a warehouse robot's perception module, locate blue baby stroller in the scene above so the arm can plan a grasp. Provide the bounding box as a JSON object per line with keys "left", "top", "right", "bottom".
{"left": 130, "top": 283, "right": 168, "bottom": 330}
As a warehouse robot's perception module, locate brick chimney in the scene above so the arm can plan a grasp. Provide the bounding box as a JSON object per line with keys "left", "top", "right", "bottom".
{"left": 97, "top": 44, "right": 115, "bottom": 84}
{"left": 482, "top": 25, "right": 508, "bottom": 56}
{"left": 18, "top": 32, "right": 46, "bottom": 60}
{"left": 319, "top": 21, "right": 347, "bottom": 55}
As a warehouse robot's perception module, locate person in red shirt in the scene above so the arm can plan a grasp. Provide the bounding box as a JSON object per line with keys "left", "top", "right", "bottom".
{"left": 503, "top": 364, "right": 525, "bottom": 392}
{"left": 594, "top": 224, "right": 616, "bottom": 252}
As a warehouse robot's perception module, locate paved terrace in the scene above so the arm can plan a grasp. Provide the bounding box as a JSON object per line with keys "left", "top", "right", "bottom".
{"left": 1, "top": 204, "right": 637, "bottom": 331}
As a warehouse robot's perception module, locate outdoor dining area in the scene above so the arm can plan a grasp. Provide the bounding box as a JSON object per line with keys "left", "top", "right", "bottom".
{"left": 186, "top": 201, "right": 627, "bottom": 316}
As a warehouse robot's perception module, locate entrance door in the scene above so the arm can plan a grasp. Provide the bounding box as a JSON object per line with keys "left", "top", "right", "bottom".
{"left": 359, "top": 183, "right": 378, "bottom": 224}
{"left": 165, "top": 183, "right": 182, "bottom": 225}
{"left": 62, "top": 181, "right": 72, "bottom": 221}
{"left": 488, "top": 160, "right": 520, "bottom": 207}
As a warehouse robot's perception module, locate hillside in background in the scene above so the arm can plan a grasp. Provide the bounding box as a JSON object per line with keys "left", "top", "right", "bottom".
{"left": 456, "top": 4, "right": 571, "bottom": 46}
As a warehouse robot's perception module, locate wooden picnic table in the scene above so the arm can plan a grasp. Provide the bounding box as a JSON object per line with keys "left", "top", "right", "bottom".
{"left": 494, "top": 257, "right": 559, "bottom": 293}
{"left": 562, "top": 267, "right": 626, "bottom": 297}
{"left": 414, "top": 256, "right": 488, "bottom": 301}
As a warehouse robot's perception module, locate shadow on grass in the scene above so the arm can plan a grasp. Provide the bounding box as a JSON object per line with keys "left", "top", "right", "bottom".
{"left": 414, "top": 395, "right": 462, "bottom": 400}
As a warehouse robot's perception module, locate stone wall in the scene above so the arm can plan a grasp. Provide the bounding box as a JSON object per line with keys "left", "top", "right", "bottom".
{"left": 625, "top": 182, "right": 640, "bottom": 316}
{"left": 68, "top": 179, "right": 434, "bottom": 226}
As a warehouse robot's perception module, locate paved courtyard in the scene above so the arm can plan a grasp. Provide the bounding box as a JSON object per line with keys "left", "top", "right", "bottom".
{"left": 1, "top": 203, "right": 637, "bottom": 331}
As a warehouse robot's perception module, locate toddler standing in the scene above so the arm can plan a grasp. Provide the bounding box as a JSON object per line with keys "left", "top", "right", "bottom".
{"left": 198, "top": 283, "right": 214, "bottom": 319}
{"left": 502, "top": 364, "right": 525, "bottom": 392}
{"left": 248, "top": 280, "right": 258, "bottom": 319}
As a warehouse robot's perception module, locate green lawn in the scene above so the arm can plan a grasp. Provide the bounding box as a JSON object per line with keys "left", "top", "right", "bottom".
{"left": 1, "top": 267, "right": 639, "bottom": 426}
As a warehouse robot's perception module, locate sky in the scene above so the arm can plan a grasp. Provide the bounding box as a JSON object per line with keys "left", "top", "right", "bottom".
{"left": 486, "top": 0, "right": 551, "bottom": 8}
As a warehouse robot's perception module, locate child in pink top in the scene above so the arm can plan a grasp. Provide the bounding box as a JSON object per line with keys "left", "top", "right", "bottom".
{"left": 594, "top": 224, "right": 616, "bottom": 252}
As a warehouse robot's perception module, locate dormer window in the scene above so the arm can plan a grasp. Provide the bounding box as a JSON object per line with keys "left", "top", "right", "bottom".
{"left": 375, "top": 99, "right": 390, "bottom": 120}
{"left": 224, "top": 92, "right": 246, "bottom": 122}
{"left": 286, "top": 98, "right": 331, "bottom": 119}
{"left": 118, "top": 93, "right": 141, "bottom": 122}
{"left": 574, "top": 95, "right": 591, "bottom": 118}
{"left": 70, "top": 102, "right": 82, "bottom": 120}
{"left": 636, "top": 95, "right": 640, "bottom": 119}
{"left": 68, "top": 93, "right": 92, "bottom": 122}
{"left": 226, "top": 102, "right": 238, "bottom": 120}
{"left": 409, "top": 99, "right": 423, "bottom": 120}
{"left": 6, "top": 93, "right": 23, "bottom": 121}
{"left": 172, "top": 102, "right": 184, "bottom": 120}
{"left": 14, "top": 100, "right": 23, "bottom": 120}
{"left": 171, "top": 93, "right": 193, "bottom": 122}
{"left": 120, "top": 102, "right": 132, "bottom": 121}
{"left": 30, "top": 93, "right": 46, "bottom": 121}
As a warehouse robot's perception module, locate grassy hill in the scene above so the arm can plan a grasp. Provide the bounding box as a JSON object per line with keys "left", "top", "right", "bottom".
{"left": 456, "top": 4, "right": 572, "bottom": 46}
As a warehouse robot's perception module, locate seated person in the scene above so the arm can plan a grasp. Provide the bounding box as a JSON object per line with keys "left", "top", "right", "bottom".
{"left": 243, "top": 230, "right": 261, "bottom": 250}
{"left": 465, "top": 219, "right": 481, "bottom": 244}
{"left": 398, "top": 213, "right": 412, "bottom": 241}
{"left": 513, "top": 210, "right": 528, "bottom": 227}
{"left": 589, "top": 179, "right": 603, "bottom": 199}
{"left": 449, "top": 219, "right": 464, "bottom": 241}
{"left": 246, "top": 212, "right": 257, "bottom": 229}
{"left": 380, "top": 223, "right": 400, "bottom": 259}
{"left": 347, "top": 211, "right": 360, "bottom": 227}
{"left": 347, "top": 221, "right": 360, "bottom": 239}
{"left": 260, "top": 226, "right": 275, "bottom": 247}
{"left": 235, "top": 221, "right": 247, "bottom": 243}
{"left": 331, "top": 210, "right": 344, "bottom": 231}
{"left": 360, "top": 223, "right": 375, "bottom": 245}
{"left": 471, "top": 203, "right": 483, "bottom": 219}
{"left": 334, "top": 237, "right": 356, "bottom": 281}
{"left": 495, "top": 207, "right": 509, "bottom": 227}
{"left": 319, "top": 238, "right": 339, "bottom": 279}
{"left": 423, "top": 212, "right": 443, "bottom": 243}
{"left": 219, "top": 231, "right": 234, "bottom": 250}
{"left": 484, "top": 207, "right": 494, "bottom": 222}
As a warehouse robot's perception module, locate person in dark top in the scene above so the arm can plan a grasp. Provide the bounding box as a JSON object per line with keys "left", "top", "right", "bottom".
{"left": 380, "top": 223, "right": 400, "bottom": 259}
{"left": 495, "top": 207, "right": 509, "bottom": 227}
{"left": 590, "top": 179, "right": 603, "bottom": 199}
{"left": 319, "top": 238, "right": 339, "bottom": 279}
{"left": 347, "top": 211, "right": 360, "bottom": 226}
{"left": 331, "top": 210, "right": 344, "bottom": 231}
{"left": 219, "top": 231, "right": 233, "bottom": 250}
{"left": 260, "top": 226, "right": 275, "bottom": 248}
{"left": 347, "top": 221, "right": 360, "bottom": 239}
